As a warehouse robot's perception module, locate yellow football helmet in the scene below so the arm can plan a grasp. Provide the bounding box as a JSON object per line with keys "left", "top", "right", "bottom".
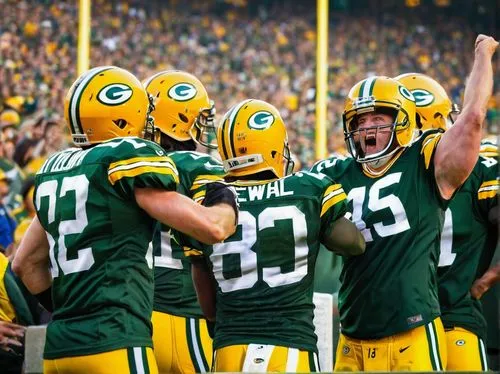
{"left": 0, "top": 109, "right": 21, "bottom": 128}
{"left": 343, "top": 76, "right": 417, "bottom": 163}
{"left": 143, "top": 70, "right": 216, "bottom": 148}
{"left": 395, "top": 73, "right": 459, "bottom": 131}
{"left": 217, "top": 99, "right": 294, "bottom": 179}
{"left": 64, "top": 66, "right": 150, "bottom": 146}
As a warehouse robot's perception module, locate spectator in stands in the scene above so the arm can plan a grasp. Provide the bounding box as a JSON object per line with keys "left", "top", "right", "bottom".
{"left": 0, "top": 171, "right": 16, "bottom": 253}
{"left": 1, "top": 0, "right": 497, "bottom": 168}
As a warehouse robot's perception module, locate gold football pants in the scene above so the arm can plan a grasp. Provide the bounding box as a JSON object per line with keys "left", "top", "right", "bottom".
{"left": 214, "top": 344, "right": 320, "bottom": 372}
{"left": 334, "top": 317, "right": 447, "bottom": 371}
{"left": 44, "top": 347, "right": 157, "bottom": 374}
{"left": 445, "top": 327, "right": 488, "bottom": 371}
{"left": 152, "top": 311, "right": 212, "bottom": 373}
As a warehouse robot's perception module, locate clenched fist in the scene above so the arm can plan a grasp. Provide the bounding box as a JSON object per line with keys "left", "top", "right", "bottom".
{"left": 475, "top": 34, "right": 499, "bottom": 57}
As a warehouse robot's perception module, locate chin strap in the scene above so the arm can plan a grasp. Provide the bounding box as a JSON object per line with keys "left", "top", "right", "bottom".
{"left": 362, "top": 148, "right": 405, "bottom": 178}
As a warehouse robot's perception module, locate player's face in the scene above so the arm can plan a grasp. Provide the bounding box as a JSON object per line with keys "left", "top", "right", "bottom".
{"left": 354, "top": 112, "right": 394, "bottom": 156}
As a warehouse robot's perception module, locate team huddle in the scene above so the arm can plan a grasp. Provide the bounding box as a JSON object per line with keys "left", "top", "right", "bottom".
{"left": 9, "top": 34, "right": 499, "bottom": 373}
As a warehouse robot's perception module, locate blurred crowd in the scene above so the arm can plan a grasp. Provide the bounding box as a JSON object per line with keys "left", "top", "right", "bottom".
{"left": 0, "top": 0, "right": 498, "bottom": 251}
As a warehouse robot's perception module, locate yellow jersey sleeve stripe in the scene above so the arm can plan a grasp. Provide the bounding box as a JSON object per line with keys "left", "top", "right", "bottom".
{"left": 109, "top": 156, "right": 174, "bottom": 169}
{"left": 184, "top": 247, "right": 203, "bottom": 257}
{"left": 420, "top": 133, "right": 442, "bottom": 170}
{"left": 320, "top": 192, "right": 347, "bottom": 217}
{"left": 108, "top": 165, "right": 179, "bottom": 185}
{"left": 109, "top": 160, "right": 178, "bottom": 177}
{"left": 192, "top": 190, "right": 206, "bottom": 204}
{"left": 322, "top": 187, "right": 345, "bottom": 206}
{"left": 323, "top": 184, "right": 343, "bottom": 198}
{"left": 190, "top": 175, "right": 224, "bottom": 190}
{"left": 477, "top": 182, "right": 499, "bottom": 199}
{"left": 479, "top": 180, "right": 499, "bottom": 188}
{"left": 478, "top": 190, "right": 498, "bottom": 200}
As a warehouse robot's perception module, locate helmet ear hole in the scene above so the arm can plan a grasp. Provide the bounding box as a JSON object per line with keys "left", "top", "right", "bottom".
{"left": 113, "top": 119, "right": 127, "bottom": 129}
{"left": 178, "top": 113, "right": 189, "bottom": 123}
{"left": 271, "top": 150, "right": 277, "bottom": 159}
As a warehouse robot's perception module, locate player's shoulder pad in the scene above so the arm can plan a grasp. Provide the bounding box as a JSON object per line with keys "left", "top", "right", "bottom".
{"left": 94, "top": 136, "right": 168, "bottom": 162}
{"left": 310, "top": 153, "right": 352, "bottom": 177}
{"left": 289, "top": 170, "right": 336, "bottom": 192}
{"left": 417, "top": 129, "right": 443, "bottom": 169}
{"left": 169, "top": 151, "right": 224, "bottom": 174}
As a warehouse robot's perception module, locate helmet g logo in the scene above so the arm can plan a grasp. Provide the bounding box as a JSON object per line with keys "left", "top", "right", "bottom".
{"left": 98, "top": 84, "right": 133, "bottom": 106}
{"left": 410, "top": 89, "right": 435, "bottom": 107}
{"left": 248, "top": 111, "right": 275, "bottom": 130}
{"left": 168, "top": 83, "right": 197, "bottom": 101}
{"left": 398, "top": 86, "right": 415, "bottom": 102}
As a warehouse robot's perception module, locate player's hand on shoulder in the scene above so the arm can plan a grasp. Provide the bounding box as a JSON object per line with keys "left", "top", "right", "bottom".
{"left": 203, "top": 181, "right": 239, "bottom": 225}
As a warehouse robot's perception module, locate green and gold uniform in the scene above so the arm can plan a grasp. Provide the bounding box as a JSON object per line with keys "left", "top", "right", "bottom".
{"left": 189, "top": 171, "right": 347, "bottom": 372}
{"left": 35, "top": 137, "right": 178, "bottom": 372}
{"left": 152, "top": 150, "right": 224, "bottom": 374}
{"left": 311, "top": 131, "right": 447, "bottom": 371}
{"left": 438, "top": 154, "right": 498, "bottom": 370}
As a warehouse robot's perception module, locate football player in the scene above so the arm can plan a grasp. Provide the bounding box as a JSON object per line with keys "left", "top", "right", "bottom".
{"left": 187, "top": 99, "right": 365, "bottom": 372}
{"left": 12, "top": 66, "right": 238, "bottom": 374}
{"left": 396, "top": 72, "right": 498, "bottom": 371}
{"left": 143, "top": 70, "right": 222, "bottom": 374}
{"left": 311, "top": 34, "right": 498, "bottom": 371}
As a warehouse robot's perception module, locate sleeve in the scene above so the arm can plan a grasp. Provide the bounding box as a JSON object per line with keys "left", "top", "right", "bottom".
{"left": 189, "top": 158, "right": 225, "bottom": 200}
{"left": 475, "top": 156, "right": 499, "bottom": 220}
{"left": 319, "top": 181, "right": 348, "bottom": 232}
{"left": 170, "top": 230, "right": 207, "bottom": 260}
{"left": 107, "top": 142, "right": 179, "bottom": 198}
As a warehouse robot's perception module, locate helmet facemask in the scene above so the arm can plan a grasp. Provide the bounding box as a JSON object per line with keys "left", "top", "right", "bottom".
{"left": 282, "top": 141, "right": 295, "bottom": 176}
{"left": 344, "top": 106, "right": 403, "bottom": 163}
{"left": 444, "top": 103, "right": 460, "bottom": 130}
{"left": 142, "top": 93, "right": 158, "bottom": 142}
{"left": 189, "top": 100, "right": 218, "bottom": 149}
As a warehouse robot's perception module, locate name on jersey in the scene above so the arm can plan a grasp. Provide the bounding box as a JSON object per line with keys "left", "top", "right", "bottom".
{"left": 40, "top": 149, "right": 89, "bottom": 174}
{"left": 235, "top": 179, "right": 293, "bottom": 202}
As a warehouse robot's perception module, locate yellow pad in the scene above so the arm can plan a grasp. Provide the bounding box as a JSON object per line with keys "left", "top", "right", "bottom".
{"left": 214, "top": 344, "right": 319, "bottom": 372}
{"left": 334, "top": 317, "right": 446, "bottom": 371}
{"left": 445, "top": 327, "right": 488, "bottom": 371}
{"left": 43, "top": 347, "right": 158, "bottom": 374}
{"left": 151, "top": 311, "right": 212, "bottom": 373}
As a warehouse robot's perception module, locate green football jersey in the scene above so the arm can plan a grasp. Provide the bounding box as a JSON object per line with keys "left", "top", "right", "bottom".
{"left": 438, "top": 155, "right": 499, "bottom": 341}
{"left": 34, "top": 137, "right": 178, "bottom": 359}
{"left": 311, "top": 131, "right": 446, "bottom": 339}
{"left": 153, "top": 151, "right": 224, "bottom": 317}
{"left": 189, "top": 172, "right": 347, "bottom": 353}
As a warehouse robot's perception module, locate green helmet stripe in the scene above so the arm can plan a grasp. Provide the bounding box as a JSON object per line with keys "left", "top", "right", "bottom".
{"left": 227, "top": 99, "right": 252, "bottom": 158}
{"left": 360, "top": 76, "right": 376, "bottom": 98}
{"left": 69, "top": 66, "right": 113, "bottom": 135}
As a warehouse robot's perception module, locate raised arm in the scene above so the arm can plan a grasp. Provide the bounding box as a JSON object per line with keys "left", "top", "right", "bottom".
{"left": 135, "top": 187, "right": 237, "bottom": 244}
{"left": 11, "top": 216, "right": 51, "bottom": 295}
{"left": 434, "top": 34, "right": 498, "bottom": 199}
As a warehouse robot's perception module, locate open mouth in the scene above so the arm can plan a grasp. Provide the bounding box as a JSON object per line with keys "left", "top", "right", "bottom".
{"left": 365, "top": 137, "right": 376, "bottom": 146}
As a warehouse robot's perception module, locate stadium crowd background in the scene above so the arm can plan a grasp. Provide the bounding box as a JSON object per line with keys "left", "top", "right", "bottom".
{"left": 1, "top": 0, "right": 499, "bottom": 171}
{"left": 0, "top": 0, "right": 499, "bottom": 368}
